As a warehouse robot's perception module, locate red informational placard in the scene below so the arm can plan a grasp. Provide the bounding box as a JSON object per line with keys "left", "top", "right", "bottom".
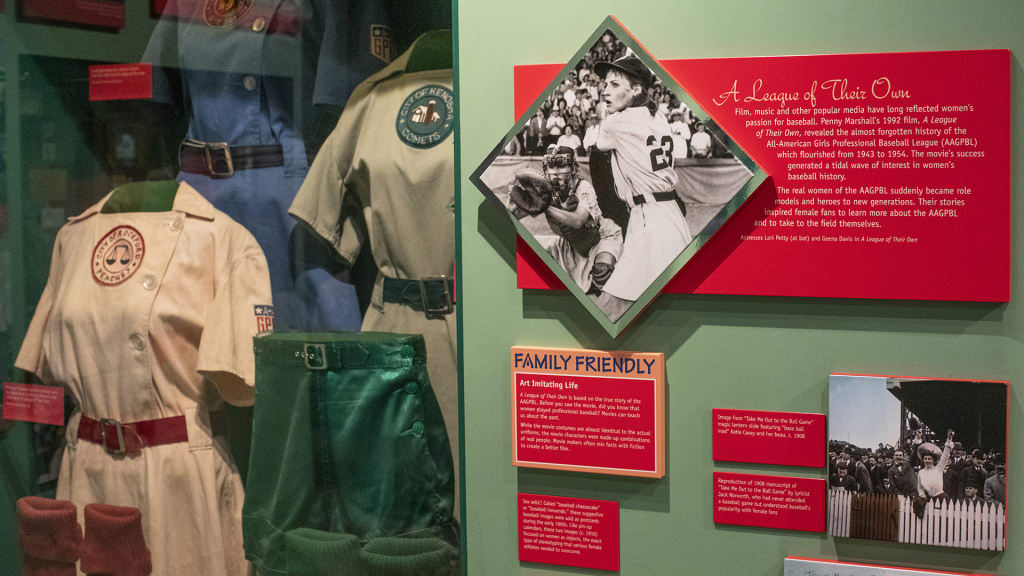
{"left": 514, "top": 50, "right": 1010, "bottom": 302}
{"left": 518, "top": 493, "right": 619, "bottom": 571}
{"left": 3, "top": 382, "right": 64, "bottom": 426}
{"left": 713, "top": 471, "right": 826, "bottom": 533}
{"left": 712, "top": 408, "right": 826, "bottom": 468}
{"left": 511, "top": 346, "right": 665, "bottom": 478}
{"left": 20, "top": 0, "right": 125, "bottom": 30}
{"left": 89, "top": 64, "right": 153, "bottom": 102}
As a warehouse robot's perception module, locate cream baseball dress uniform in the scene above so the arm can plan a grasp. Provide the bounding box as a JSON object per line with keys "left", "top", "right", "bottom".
{"left": 16, "top": 181, "right": 272, "bottom": 576}
{"left": 288, "top": 32, "right": 458, "bottom": 495}
{"left": 596, "top": 106, "right": 691, "bottom": 304}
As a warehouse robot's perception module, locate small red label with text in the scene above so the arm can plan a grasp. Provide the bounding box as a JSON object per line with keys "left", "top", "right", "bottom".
{"left": 714, "top": 472, "right": 826, "bottom": 532}
{"left": 712, "top": 408, "right": 826, "bottom": 467}
{"left": 3, "top": 383, "right": 64, "bottom": 426}
{"left": 518, "top": 493, "right": 618, "bottom": 571}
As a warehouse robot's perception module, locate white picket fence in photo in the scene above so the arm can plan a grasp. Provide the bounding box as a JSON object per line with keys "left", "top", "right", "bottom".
{"left": 828, "top": 489, "right": 1006, "bottom": 550}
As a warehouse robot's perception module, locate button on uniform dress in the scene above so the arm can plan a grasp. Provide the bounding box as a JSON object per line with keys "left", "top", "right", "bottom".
{"left": 289, "top": 31, "right": 458, "bottom": 492}
{"left": 16, "top": 181, "right": 273, "bottom": 576}
{"left": 144, "top": 0, "right": 395, "bottom": 330}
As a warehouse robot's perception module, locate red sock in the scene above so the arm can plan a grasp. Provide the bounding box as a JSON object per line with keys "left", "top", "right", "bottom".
{"left": 17, "top": 496, "right": 82, "bottom": 576}
{"left": 80, "top": 504, "right": 151, "bottom": 576}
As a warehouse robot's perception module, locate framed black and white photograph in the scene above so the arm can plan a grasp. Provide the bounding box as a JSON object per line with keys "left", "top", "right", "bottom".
{"left": 471, "top": 16, "right": 765, "bottom": 336}
{"left": 827, "top": 374, "right": 1008, "bottom": 550}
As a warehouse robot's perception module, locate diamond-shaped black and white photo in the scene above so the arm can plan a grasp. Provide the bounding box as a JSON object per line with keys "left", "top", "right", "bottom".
{"left": 472, "top": 20, "right": 760, "bottom": 334}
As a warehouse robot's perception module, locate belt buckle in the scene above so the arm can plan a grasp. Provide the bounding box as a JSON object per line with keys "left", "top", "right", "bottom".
{"left": 204, "top": 142, "right": 234, "bottom": 178}
{"left": 419, "top": 276, "right": 453, "bottom": 319}
{"left": 304, "top": 343, "right": 327, "bottom": 370}
{"left": 180, "top": 140, "right": 234, "bottom": 178}
{"left": 99, "top": 418, "right": 126, "bottom": 457}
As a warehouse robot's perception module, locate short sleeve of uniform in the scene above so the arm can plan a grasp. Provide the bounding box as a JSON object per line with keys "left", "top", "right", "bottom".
{"left": 14, "top": 230, "right": 64, "bottom": 383}
{"left": 289, "top": 83, "right": 374, "bottom": 264}
{"left": 311, "top": 0, "right": 391, "bottom": 108}
{"left": 197, "top": 236, "right": 272, "bottom": 403}
{"left": 595, "top": 113, "right": 622, "bottom": 151}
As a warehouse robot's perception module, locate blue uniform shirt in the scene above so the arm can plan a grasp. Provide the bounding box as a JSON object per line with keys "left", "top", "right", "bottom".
{"left": 144, "top": 0, "right": 395, "bottom": 330}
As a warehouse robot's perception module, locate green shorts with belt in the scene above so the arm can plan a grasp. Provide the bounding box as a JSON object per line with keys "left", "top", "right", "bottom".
{"left": 242, "top": 332, "right": 456, "bottom": 575}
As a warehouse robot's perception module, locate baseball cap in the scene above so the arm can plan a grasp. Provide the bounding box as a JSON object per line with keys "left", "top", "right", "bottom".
{"left": 595, "top": 55, "right": 653, "bottom": 88}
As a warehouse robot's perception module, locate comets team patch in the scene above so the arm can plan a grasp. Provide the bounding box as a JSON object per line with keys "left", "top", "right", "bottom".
{"left": 203, "top": 0, "right": 254, "bottom": 27}
{"left": 92, "top": 226, "right": 145, "bottom": 286}
{"left": 254, "top": 305, "right": 275, "bottom": 332}
{"left": 395, "top": 85, "right": 455, "bottom": 149}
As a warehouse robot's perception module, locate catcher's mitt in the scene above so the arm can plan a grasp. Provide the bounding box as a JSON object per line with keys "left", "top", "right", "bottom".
{"left": 508, "top": 168, "right": 552, "bottom": 215}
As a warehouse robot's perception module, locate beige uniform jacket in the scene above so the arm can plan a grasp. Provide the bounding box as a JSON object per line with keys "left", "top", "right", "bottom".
{"left": 16, "top": 182, "right": 272, "bottom": 576}
{"left": 289, "top": 37, "right": 457, "bottom": 477}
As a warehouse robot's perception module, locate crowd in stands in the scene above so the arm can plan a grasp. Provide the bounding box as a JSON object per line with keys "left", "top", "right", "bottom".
{"left": 828, "top": 428, "right": 1006, "bottom": 508}
{"left": 505, "top": 33, "right": 728, "bottom": 160}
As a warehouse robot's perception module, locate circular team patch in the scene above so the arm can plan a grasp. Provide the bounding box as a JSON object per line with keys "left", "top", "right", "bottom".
{"left": 203, "top": 0, "right": 254, "bottom": 28}
{"left": 92, "top": 226, "right": 145, "bottom": 286}
{"left": 395, "top": 85, "right": 455, "bottom": 149}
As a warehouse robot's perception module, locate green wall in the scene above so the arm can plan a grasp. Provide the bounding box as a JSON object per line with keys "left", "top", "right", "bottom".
{"left": 456, "top": 2, "right": 1021, "bottom": 574}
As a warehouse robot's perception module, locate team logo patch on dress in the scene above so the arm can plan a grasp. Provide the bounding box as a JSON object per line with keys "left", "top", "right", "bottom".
{"left": 370, "top": 25, "right": 395, "bottom": 64}
{"left": 203, "top": 0, "right": 254, "bottom": 28}
{"left": 395, "top": 85, "right": 455, "bottom": 149}
{"left": 254, "top": 305, "right": 275, "bottom": 332}
{"left": 92, "top": 226, "right": 145, "bottom": 286}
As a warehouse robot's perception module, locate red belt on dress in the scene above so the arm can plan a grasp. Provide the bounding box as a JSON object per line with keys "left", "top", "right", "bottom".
{"left": 78, "top": 415, "right": 189, "bottom": 456}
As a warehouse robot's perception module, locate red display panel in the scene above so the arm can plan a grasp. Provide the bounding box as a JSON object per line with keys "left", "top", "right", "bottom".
{"left": 89, "top": 64, "right": 153, "bottom": 102}
{"left": 3, "top": 382, "right": 64, "bottom": 426}
{"left": 713, "top": 471, "right": 826, "bottom": 533}
{"left": 20, "top": 0, "right": 125, "bottom": 30}
{"left": 511, "top": 346, "right": 665, "bottom": 478}
{"left": 518, "top": 493, "right": 619, "bottom": 571}
{"left": 712, "top": 408, "right": 826, "bottom": 468}
{"left": 514, "top": 50, "right": 1010, "bottom": 302}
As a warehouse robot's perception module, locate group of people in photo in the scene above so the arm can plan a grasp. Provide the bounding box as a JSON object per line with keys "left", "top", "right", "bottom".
{"left": 829, "top": 427, "right": 1007, "bottom": 513}
{"left": 504, "top": 32, "right": 725, "bottom": 161}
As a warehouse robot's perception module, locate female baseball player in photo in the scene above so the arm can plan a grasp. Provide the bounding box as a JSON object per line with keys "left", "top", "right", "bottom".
{"left": 591, "top": 54, "right": 692, "bottom": 321}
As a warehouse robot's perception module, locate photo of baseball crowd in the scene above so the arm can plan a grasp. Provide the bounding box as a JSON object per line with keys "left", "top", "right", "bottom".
{"left": 476, "top": 30, "right": 753, "bottom": 323}
{"left": 504, "top": 31, "right": 732, "bottom": 160}
{"left": 828, "top": 375, "right": 1007, "bottom": 549}
{"left": 828, "top": 430, "right": 1007, "bottom": 507}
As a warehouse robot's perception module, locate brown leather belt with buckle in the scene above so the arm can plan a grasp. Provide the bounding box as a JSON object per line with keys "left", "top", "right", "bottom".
{"left": 77, "top": 414, "right": 189, "bottom": 456}
{"left": 178, "top": 139, "right": 285, "bottom": 178}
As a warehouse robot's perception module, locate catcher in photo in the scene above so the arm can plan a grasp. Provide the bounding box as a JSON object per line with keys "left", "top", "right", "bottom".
{"left": 508, "top": 145, "right": 623, "bottom": 299}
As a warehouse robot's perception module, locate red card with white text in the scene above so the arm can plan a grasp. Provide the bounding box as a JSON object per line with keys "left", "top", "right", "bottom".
{"left": 712, "top": 408, "right": 826, "bottom": 467}
{"left": 713, "top": 471, "right": 826, "bottom": 533}
{"left": 3, "top": 383, "right": 64, "bottom": 426}
{"left": 519, "top": 493, "right": 619, "bottom": 571}
{"left": 89, "top": 64, "right": 153, "bottom": 101}
{"left": 515, "top": 49, "right": 1010, "bottom": 302}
